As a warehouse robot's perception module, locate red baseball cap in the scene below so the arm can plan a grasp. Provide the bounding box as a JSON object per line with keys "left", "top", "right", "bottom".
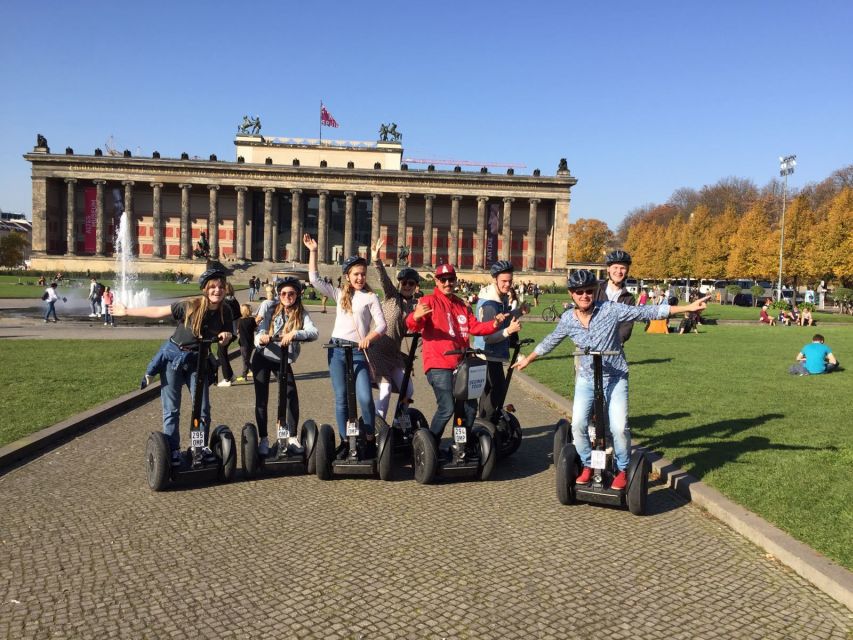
{"left": 435, "top": 264, "right": 456, "bottom": 278}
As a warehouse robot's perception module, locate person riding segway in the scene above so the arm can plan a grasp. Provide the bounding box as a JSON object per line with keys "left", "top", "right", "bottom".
{"left": 513, "top": 269, "right": 709, "bottom": 513}
{"left": 474, "top": 260, "right": 526, "bottom": 457}
{"left": 304, "top": 234, "right": 391, "bottom": 480}
{"left": 241, "top": 277, "right": 320, "bottom": 478}
{"left": 405, "top": 263, "right": 509, "bottom": 484}
{"left": 111, "top": 268, "right": 237, "bottom": 491}
{"left": 597, "top": 249, "right": 636, "bottom": 344}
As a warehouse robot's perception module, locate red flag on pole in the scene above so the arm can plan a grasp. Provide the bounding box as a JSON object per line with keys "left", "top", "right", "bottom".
{"left": 320, "top": 102, "right": 339, "bottom": 128}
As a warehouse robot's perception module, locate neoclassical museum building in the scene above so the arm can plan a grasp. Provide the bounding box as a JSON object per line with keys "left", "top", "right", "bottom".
{"left": 25, "top": 130, "right": 577, "bottom": 277}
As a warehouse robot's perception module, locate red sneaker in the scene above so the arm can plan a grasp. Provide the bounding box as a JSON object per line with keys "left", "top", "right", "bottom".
{"left": 611, "top": 470, "right": 627, "bottom": 491}
{"left": 576, "top": 467, "right": 593, "bottom": 484}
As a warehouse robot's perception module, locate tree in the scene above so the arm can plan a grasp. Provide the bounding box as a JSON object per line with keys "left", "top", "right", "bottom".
{"left": 694, "top": 204, "right": 736, "bottom": 278}
{"left": 0, "top": 233, "right": 27, "bottom": 268}
{"left": 727, "top": 201, "right": 775, "bottom": 279}
{"left": 808, "top": 188, "right": 853, "bottom": 286}
{"left": 566, "top": 218, "right": 613, "bottom": 263}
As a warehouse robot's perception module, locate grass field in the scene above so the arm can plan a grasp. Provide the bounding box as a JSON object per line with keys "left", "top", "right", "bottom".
{"left": 518, "top": 320, "right": 853, "bottom": 570}
{"left": 0, "top": 275, "right": 246, "bottom": 300}
{"left": 0, "top": 340, "right": 162, "bottom": 446}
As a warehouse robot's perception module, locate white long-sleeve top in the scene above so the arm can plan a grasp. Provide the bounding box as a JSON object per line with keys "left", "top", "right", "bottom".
{"left": 310, "top": 271, "right": 387, "bottom": 342}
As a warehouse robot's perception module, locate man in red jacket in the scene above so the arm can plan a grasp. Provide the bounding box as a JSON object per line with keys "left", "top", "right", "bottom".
{"left": 406, "top": 264, "right": 509, "bottom": 442}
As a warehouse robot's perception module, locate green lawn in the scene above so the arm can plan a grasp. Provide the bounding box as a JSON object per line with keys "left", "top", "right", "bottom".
{"left": 0, "top": 275, "right": 246, "bottom": 300}
{"left": 519, "top": 321, "right": 853, "bottom": 570}
{"left": 0, "top": 341, "right": 162, "bottom": 446}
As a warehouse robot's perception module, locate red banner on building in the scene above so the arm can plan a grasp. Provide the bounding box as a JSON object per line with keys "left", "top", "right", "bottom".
{"left": 84, "top": 187, "right": 97, "bottom": 253}
{"left": 321, "top": 102, "right": 339, "bottom": 128}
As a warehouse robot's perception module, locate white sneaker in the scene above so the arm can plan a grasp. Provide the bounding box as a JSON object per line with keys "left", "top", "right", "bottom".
{"left": 258, "top": 437, "right": 270, "bottom": 456}
{"left": 286, "top": 436, "right": 305, "bottom": 455}
{"left": 217, "top": 379, "right": 232, "bottom": 387}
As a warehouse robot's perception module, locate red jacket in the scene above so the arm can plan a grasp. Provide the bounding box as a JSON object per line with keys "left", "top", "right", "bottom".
{"left": 406, "top": 288, "right": 500, "bottom": 373}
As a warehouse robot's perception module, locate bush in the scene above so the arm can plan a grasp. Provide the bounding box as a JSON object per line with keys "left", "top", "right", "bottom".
{"left": 769, "top": 299, "right": 790, "bottom": 311}
{"left": 725, "top": 284, "right": 741, "bottom": 304}
{"left": 750, "top": 285, "right": 765, "bottom": 307}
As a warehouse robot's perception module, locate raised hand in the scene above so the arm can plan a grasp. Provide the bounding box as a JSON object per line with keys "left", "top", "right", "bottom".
{"left": 371, "top": 237, "right": 382, "bottom": 262}
{"left": 303, "top": 234, "right": 318, "bottom": 251}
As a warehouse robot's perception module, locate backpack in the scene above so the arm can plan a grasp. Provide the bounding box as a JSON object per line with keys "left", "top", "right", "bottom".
{"left": 95, "top": 283, "right": 105, "bottom": 297}
{"left": 41, "top": 291, "right": 49, "bottom": 301}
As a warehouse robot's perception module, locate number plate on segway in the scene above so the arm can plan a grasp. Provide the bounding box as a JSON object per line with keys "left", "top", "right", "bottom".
{"left": 591, "top": 450, "right": 607, "bottom": 470}
{"left": 588, "top": 426, "right": 596, "bottom": 444}
{"left": 453, "top": 426, "right": 467, "bottom": 444}
{"left": 346, "top": 421, "right": 359, "bottom": 437}
{"left": 277, "top": 426, "right": 288, "bottom": 440}
{"left": 190, "top": 430, "right": 205, "bottom": 449}
{"left": 397, "top": 413, "right": 411, "bottom": 430}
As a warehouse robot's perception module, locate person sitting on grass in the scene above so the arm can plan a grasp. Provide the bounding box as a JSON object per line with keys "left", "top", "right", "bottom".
{"left": 677, "top": 311, "right": 699, "bottom": 334}
{"left": 800, "top": 307, "right": 814, "bottom": 326}
{"left": 789, "top": 334, "right": 839, "bottom": 376}
{"left": 759, "top": 305, "right": 776, "bottom": 326}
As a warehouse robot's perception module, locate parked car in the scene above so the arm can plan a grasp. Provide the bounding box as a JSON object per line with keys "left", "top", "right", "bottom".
{"left": 625, "top": 278, "right": 639, "bottom": 295}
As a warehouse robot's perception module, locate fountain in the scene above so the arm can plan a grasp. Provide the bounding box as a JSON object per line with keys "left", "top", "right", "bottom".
{"left": 113, "top": 212, "right": 150, "bottom": 308}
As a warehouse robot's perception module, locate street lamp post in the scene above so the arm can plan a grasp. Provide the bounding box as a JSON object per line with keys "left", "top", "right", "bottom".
{"left": 776, "top": 154, "right": 797, "bottom": 301}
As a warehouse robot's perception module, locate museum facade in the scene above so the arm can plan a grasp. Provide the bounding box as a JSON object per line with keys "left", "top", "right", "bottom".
{"left": 25, "top": 132, "right": 577, "bottom": 275}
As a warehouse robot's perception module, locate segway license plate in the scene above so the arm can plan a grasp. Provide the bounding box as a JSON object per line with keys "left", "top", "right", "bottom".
{"left": 346, "top": 421, "right": 359, "bottom": 437}
{"left": 588, "top": 425, "right": 596, "bottom": 444}
{"left": 591, "top": 450, "right": 607, "bottom": 470}
{"left": 397, "top": 413, "right": 411, "bottom": 430}
{"left": 453, "top": 426, "right": 467, "bottom": 444}
{"left": 277, "top": 426, "right": 288, "bottom": 440}
{"left": 190, "top": 430, "right": 205, "bottom": 449}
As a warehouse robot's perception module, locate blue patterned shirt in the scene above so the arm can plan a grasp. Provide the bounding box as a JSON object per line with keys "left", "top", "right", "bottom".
{"left": 533, "top": 301, "right": 670, "bottom": 379}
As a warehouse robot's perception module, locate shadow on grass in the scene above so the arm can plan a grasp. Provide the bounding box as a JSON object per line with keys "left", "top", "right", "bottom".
{"left": 633, "top": 412, "right": 831, "bottom": 479}
{"left": 628, "top": 358, "right": 673, "bottom": 365}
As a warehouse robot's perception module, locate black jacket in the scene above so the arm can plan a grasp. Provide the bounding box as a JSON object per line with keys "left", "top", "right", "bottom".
{"left": 594, "top": 281, "right": 636, "bottom": 344}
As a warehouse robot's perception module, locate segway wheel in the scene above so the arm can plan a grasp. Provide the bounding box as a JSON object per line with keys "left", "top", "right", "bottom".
{"left": 556, "top": 443, "right": 580, "bottom": 505}
{"left": 475, "top": 427, "right": 496, "bottom": 481}
{"left": 409, "top": 408, "right": 430, "bottom": 432}
{"left": 145, "top": 432, "right": 171, "bottom": 491}
{"left": 412, "top": 428, "right": 438, "bottom": 485}
{"left": 499, "top": 412, "right": 523, "bottom": 458}
{"left": 301, "top": 419, "right": 318, "bottom": 474}
{"left": 315, "top": 423, "right": 335, "bottom": 480}
{"left": 626, "top": 450, "right": 650, "bottom": 516}
{"left": 376, "top": 420, "right": 395, "bottom": 481}
{"left": 553, "top": 418, "right": 570, "bottom": 467}
{"left": 212, "top": 425, "right": 237, "bottom": 483}
{"left": 241, "top": 423, "right": 260, "bottom": 479}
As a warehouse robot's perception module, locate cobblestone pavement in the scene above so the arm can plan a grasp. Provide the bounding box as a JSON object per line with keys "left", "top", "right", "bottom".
{"left": 0, "top": 311, "right": 850, "bottom": 639}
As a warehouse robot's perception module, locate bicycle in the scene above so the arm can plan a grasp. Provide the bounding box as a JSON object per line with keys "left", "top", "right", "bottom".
{"left": 541, "top": 302, "right": 561, "bottom": 322}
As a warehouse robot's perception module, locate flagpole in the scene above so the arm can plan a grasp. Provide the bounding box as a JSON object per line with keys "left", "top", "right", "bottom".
{"left": 319, "top": 100, "right": 322, "bottom": 144}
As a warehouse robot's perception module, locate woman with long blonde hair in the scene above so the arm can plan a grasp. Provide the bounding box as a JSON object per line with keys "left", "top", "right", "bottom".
{"left": 111, "top": 269, "right": 234, "bottom": 463}
{"left": 304, "top": 233, "right": 386, "bottom": 457}
{"left": 251, "top": 277, "right": 319, "bottom": 456}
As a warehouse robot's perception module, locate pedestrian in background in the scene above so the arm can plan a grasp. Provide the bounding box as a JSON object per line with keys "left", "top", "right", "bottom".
{"left": 43, "top": 282, "right": 59, "bottom": 323}
{"left": 102, "top": 287, "right": 115, "bottom": 326}
{"left": 236, "top": 303, "right": 256, "bottom": 382}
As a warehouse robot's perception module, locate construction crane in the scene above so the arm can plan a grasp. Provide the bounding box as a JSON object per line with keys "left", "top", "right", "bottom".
{"left": 403, "top": 157, "right": 526, "bottom": 169}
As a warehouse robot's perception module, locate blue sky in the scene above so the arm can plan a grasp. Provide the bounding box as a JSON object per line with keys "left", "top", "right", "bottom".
{"left": 1, "top": 1, "right": 851, "bottom": 229}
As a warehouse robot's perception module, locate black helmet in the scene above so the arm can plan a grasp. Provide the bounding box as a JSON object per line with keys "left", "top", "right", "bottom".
{"left": 567, "top": 269, "right": 598, "bottom": 291}
{"left": 342, "top": 255, "right": 367, "bottom": 274}
{"left": 198, "top": 268, "right": 226, "bottom": 289}
{"left": 275, "top": 276, "right": 303, "bottom": 296}
{"left": 489, "top": 260, "right": 514, "bottom": 278}
{"left": 396, "top": 268, "right": 421, "bottom": 284}
{"left": 605, "top": 249, "right": 632, "bottom": 266}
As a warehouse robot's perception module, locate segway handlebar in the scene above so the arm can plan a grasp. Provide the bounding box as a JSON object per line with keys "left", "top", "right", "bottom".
{"left": 516, "top": 338, "right": 534, "bottom": 347}
{"left": 323, "top": 342, "right": 362, "bottom": 351}
{"left": 572, "top": 348, "right": 621, "bottom": 356}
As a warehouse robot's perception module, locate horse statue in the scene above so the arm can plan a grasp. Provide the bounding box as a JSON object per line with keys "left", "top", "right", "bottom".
{"left": 36, "top": 133, "right": 48, "bottom": 148}
{"left": 237, "top": 115, "right": 262, "bottom": 135}
{"left": 387, "top": 123, "right": 402, "bottom": 142}
{"left": 237, "top": 115, "right": 252, "bottom": 135}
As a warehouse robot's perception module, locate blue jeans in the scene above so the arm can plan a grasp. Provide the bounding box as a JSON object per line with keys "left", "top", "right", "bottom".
{"left": 44, "top": 301, "right": 57, "bottom": 321}
{"left": 161, "top": 359, "right": 210, "bottom": 451}
{"left": 571, "top": 374, "right": 630, "bottom": 471}
{"left": 426, "top": 368, "right": 477, "bottom": 438}
{"left": 327, "top": 344, "right": 376, "bottom": 438}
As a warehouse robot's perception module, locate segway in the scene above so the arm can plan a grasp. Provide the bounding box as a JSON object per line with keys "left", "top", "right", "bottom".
{"left": 411, "top": 347, "right": 496, "bottom": 484}
{"left": 554, "top": 348, "right": 650, "bottom": 515}
{"left": 314, "top": 342, "right": 395, "bottom": 480}
{"left": 385, "top": 333, "right": 430, "bottom": 457}
{"left": 479, "top": 337, "right": 535, "bottom": 458}
{"left": 241, "top": 339, "right": 318, "bottom": 479}
{"left": 145, "top": 337, "right": 237, "bottom": 491}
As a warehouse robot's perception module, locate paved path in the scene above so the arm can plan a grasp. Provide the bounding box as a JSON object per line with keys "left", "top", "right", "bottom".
{"left": 0, "top": 309, "right": 850, "bottom": 639}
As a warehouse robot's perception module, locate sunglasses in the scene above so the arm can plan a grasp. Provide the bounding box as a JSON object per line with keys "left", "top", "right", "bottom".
{"left": 401, "top": 280, "right": 418, "bottom": 287}
{"left": 571, "top": 288, "right": 595, "bottom": 296}
{"left": 437, "top": 276, "right": 457, "bottom": 283}
{"left": 279, "top": 290, "right": 298, "bottom": 297}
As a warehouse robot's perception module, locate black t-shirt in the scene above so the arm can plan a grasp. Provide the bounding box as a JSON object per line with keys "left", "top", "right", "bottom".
{"left": 237, "top": 316, "right": 257, "bottom": 348}
{"left": 169, "top": 301, "right": 233, "bottom": 348}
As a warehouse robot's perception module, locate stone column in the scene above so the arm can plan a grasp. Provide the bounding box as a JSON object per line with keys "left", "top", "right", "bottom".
{"left": 317, "top": 190, "right": 329, "bottom": 264}
{"left": 179, "top": 183, "right": 192, "bottom": 259}
{"left": 526, "top": 198, "right": 540, "bottom": 271}
{"left": 450, "top": 195, "right": 462, "bottom": 267}
{"left": 235, "top": 186, "right": 247, "bottom": 260}
{"left": 290, "top": 189, "right": 303, "bottom": 262}
{"left": 370, "top": 192, "right": 383, "bottom": 250}
{"left": 501, "top": 197, "right": 514, "bottom": 261}
{"left": 31, "top": 178, "right": 48, "bottom": 253}
{"left": 423, "top": 194, "right": 435, "bottom": 267}
{"left": 263, "top": 188, "right": 275, "bottom": 262}
{"left": 476, "top": 196, "right": 488, "bottom": 270}
{"left": 94, "top": 180, "right": 107, "bottom": 256}
{"left": 552, "top": 197, "right": 571, "bottom": 271}
{"left": 123, "top": 181, "right": 135, "bottom": 253}
{"left": 65, "top": 179, "right": 77, "bottom": 256}
{"left": 397, "top": 193, "right": 409, "bottom": 262}
{"left": 207, "top": 185, "right": 219, "bottom": 259}
{"left": 151, "top": 183, "right": 164, "bottom": 258}
{"left": 344, "top": 191, "right": 356, "bottom": 258}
